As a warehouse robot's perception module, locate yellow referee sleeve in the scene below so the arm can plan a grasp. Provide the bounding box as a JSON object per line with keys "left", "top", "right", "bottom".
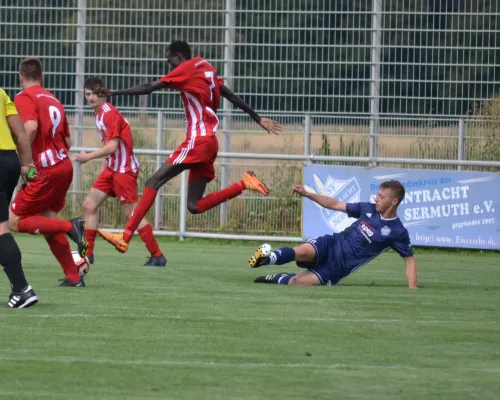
{"left": 3, "top": 90, "right": 18, "bottom": 117}
{"left": 0, "top": 88, "right": 18, "bottom": 150}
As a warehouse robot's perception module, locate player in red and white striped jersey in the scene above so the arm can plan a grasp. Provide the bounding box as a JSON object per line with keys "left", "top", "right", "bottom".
{"left": 76, "top": 77, "right": 165, "bottom": 266}
{"left": 98, "top": 41, "right": 282, "bottom": 254}
{"left": 9, "top": 58, "right": 88, "bottom": 287}
{"left": 94, "top": 102, "right": 140, "bottom": 174}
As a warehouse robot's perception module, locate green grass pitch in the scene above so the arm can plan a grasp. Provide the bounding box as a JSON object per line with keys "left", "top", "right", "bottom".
{"left": 0, "top": 235, "right": 499, "bottom": 400}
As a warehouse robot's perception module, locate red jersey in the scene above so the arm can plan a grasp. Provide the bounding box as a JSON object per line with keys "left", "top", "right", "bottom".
{"left": 14, "top": 86, "right": 70, "bottom": 169}
{"left": 94, "top": 102, "right": 139, "bottom": 174}
{"left": 159, "top": 57, "right": 224, "bottom": 140}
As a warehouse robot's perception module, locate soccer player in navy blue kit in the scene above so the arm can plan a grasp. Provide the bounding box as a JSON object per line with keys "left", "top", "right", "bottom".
{"left": 249, "top": 180, "right": 418, "bottom": 288}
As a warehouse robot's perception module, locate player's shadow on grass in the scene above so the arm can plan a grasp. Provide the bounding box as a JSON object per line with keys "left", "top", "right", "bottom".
{"left": 340, "top": 282, "right": 426, "bottom": 288}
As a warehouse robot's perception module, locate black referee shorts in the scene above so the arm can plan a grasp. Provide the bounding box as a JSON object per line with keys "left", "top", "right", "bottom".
{"left": 0, "top": 150, "right": 21, "bottom": 223}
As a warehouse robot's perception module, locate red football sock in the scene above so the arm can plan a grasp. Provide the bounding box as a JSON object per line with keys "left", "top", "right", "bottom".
{"left": 124, "top": 187, "right": 158, "bottom": 243}
{"left": 46, "top": 233, "right": 80, "bottom": 283}
{"left": 138, "top": 224, "right": 162, "bottom": 257}
{"left": 18, "top": 216, "right": 72, "bottom": 235}
{"left": 196, "top": 182, "right": 244, "bottom": 214}
{"left": 85, "top": 228, "right": 97, "bottom": 256}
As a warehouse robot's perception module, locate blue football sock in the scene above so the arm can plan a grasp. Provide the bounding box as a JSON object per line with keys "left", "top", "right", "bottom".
{"left": 268, "top": 247, "right": 295, "bottom": 265}
{"left": 277, "top": 273, "right": 296, "bottom": 284}
{"left": 254, "top": 272, "right": 297, "bottom": 284}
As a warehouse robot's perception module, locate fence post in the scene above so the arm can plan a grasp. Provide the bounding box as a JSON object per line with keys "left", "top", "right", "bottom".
{"left": 458, "top": 118, "right": 465, "bottom": 171}
{"left": 179, "top": 171, "right": 188, "bottom": 240}
{"left": 369, "top": 0, "right": 383, "bottom": 167}
{"left": 154, "top": 112, "right": 164, "bottom": 230}
{"left": 73, "top": 0, "right": 86, "bottom": 213}
{"left": 304, "top": 114, "right": 312, "bottom": 165}
{"left": 220, "top": 0, "right": 236, "bottom": 228}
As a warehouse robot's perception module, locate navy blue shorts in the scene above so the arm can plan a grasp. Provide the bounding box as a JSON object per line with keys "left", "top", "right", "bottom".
{"left": 296, "top": 234, "right": 346, "bottom": 285}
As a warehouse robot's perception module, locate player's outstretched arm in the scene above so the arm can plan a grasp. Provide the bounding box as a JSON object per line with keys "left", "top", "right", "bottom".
{"left": 102, "top": 80, "right": 169, "bottom": 97}
{"left": 291, "top": 184, "right": 347, "bottom": 212}
{"left": 76, "top": 138, "right": 119, "bottom": 164}
{"left": 220, "top": 85, "right": 282, "bottom": 134}
{"left": 404, "top": 256, "right": 418, "bottom": 289}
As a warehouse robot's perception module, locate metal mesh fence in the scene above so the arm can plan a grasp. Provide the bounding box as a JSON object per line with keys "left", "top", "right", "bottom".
{"left": 3, "top": 1, "right": 498, "bottom": 115}
{"left": 1, "top": 0, "right": 499, "bottom": 237}
{"left": 380, "top": 0, "right": 500, "bottom": 117}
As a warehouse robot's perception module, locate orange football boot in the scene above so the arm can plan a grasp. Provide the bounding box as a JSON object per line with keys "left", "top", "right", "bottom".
{"left": 242, "top": 171, "right": 270, "bottom": 196}
{"left": 97, "top": 230, "right": 129, "bottom": 253}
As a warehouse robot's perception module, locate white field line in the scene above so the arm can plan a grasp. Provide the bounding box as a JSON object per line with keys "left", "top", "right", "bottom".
{"left": 0, "top": 355, "right": 416, "bottom": 371}
{"left": 55, "top": 292, "right": 434, "bottom": 306}
{"left": 1, "top": 313, "right": 497, "bottom": 326}
{"left": 1, "top": 355, "right": 498, "bottom": 374}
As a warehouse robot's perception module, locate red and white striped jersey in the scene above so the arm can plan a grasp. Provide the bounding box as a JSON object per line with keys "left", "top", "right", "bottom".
{"left": 14, "top": 86, "right": 70, "bottom": 169}
{"left": 159, "top": 57, "right": 224, "bottom": 140}
{"left": 94, "top": 102, "right": 139, "bottom": 174}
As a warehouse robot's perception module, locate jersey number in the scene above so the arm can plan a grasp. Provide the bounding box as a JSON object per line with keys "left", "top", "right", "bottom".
{"left": 205, "top": 71, "right": 215, "bottom": 101}
{"left": 49, "top": 105, "right": 61, "bottom": 137}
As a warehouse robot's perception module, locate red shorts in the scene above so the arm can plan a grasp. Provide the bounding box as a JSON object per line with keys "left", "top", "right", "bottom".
{"left": 11, "top": 157, "right": 73, "bottom": 217}
{"left": 92, "top": 168, "right": 138, "bottom": 204}
{"left": 167, "top": 136, "right": 218, "bottom": 183}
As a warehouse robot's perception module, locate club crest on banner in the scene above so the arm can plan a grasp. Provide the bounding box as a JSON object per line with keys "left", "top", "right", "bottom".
{"left": 307, "top": 174, "right": 361, "bottom": 233}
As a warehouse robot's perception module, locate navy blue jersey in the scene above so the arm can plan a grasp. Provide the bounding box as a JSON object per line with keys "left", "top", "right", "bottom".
{"left": 332, "top": 202, "right": 413, "bottom": 274}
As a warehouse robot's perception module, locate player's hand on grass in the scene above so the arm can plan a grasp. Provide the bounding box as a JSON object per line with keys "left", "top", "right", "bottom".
{"left": 291, "top": 184, "right": 310, "bottom": 197}
{"left": 259, "top": 117, "right": 282, "bottom": 135}
{"left": 75, "top": 151, "right": 90, "bottom": 164}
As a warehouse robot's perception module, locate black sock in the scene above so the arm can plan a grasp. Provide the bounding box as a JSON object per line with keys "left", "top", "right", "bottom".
{"left": 0, "top": 233, "right": 29, "bottom": 293}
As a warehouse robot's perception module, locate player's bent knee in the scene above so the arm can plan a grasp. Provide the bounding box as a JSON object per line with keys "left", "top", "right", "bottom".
{"left": 289, "top": 272, "right": 321, "bottom": 286}
{"left": 8, "top": 215, "right": 19, "bottom": 232}
{"left": 187, "top": 202, "right": 199, "bottom": 214}
{"left": 293, "top": 243, "right": 317, "bottom": 263}
{"left": 82, "top": 198, "right": 97, "bottom": 214}
{"left": 145, "top": 176, "right": 161, "bottom": 191}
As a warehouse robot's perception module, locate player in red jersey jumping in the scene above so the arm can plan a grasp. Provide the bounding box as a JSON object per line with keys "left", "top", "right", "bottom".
{"left": 75, "top": 77, "right": 166, "bottom": 267}
{"left": 98, "top": 41, "right": 281, "bottom": 253}
{"left": 9, "top": 58, "right": 88, "bottom": 287}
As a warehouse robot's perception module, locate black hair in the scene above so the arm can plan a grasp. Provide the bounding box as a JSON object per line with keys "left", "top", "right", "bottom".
{"left": 167, "top": 40, "right": 192, "bottom": 60}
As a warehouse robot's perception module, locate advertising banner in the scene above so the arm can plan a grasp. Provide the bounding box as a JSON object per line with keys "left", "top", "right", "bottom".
{"left": 303, "top": 165, "right": 500, "bottom": 250}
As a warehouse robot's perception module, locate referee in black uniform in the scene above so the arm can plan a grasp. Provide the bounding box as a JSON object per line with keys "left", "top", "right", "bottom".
{"left": 0, "top": 87, "right": 38, "bottom": 308}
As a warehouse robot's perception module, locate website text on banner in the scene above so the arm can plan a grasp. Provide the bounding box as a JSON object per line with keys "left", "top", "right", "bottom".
{"left": 302, "top": 166, "right": 500, "bottom": 250}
